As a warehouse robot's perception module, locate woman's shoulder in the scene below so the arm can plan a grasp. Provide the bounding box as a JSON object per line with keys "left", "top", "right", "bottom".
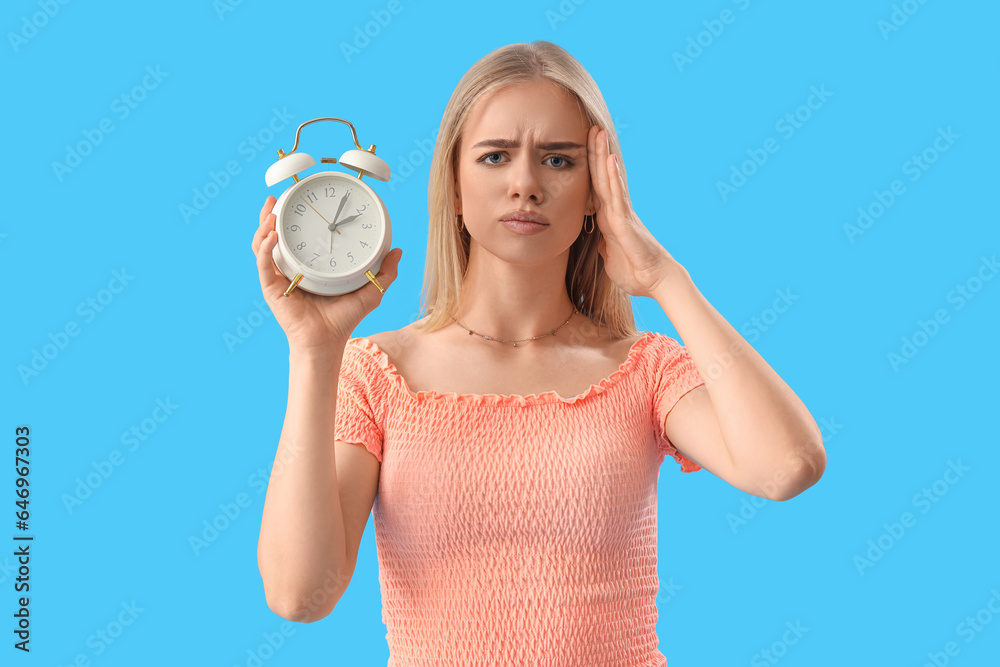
{"left": 359, "top": 318, "right": 425, "bottom": 355}
{"left": 346, "top": 320, "right": 429, "bottom": 375}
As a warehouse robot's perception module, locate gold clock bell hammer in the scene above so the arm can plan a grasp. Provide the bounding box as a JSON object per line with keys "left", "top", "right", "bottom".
{"left": 266, "top": 117, "right": 389, "bottom": 297}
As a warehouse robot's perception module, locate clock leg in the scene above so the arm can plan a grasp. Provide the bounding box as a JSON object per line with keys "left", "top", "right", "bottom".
{"left": 365, "top": 270, "right": 385, "bottom": 294}
{"left": 283, "top": 272, "right": 304, "bottom": 297}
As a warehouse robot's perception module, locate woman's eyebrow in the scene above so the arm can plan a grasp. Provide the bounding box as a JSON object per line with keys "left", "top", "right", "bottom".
{"left": 470, "top": 138, "right": 586, "bottom": 151}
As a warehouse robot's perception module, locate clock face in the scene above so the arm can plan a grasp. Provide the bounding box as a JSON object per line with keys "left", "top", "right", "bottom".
{"left": 279, "top": 174, "right": 384, "bottom": 275}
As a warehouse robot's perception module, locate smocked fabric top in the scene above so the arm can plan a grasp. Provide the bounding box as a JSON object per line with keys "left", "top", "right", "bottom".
{"left": 334, "top": 330, "right": 705, "bottom": 666}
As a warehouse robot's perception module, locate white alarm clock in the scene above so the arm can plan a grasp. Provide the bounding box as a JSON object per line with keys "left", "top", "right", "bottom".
{"left": 264, "top": 117, "right": 392, "bottom": 297}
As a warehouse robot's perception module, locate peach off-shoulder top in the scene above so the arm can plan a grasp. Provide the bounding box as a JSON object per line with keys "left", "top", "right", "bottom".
{"left": 334, "top": 330, "right": 705, "bottom": 666}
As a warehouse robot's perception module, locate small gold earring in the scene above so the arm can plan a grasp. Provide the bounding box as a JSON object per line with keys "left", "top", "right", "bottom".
{"left": 457, "top": 214, "right": 464, "bottom": 232}
{"left": 583, "top": 214, "right": 595, "bottom": 234}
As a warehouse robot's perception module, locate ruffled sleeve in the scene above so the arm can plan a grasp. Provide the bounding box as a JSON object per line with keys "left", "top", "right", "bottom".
{"left": 649, "top": 333, "right": 706, "bottom": 472}
{"left": 334, "top": 339, "right": 385, "bottom": 463}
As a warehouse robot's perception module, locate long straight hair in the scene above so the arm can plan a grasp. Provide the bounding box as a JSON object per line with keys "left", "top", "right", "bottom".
{"left": 414, "top": 41, "right": 639, "bottom": 339}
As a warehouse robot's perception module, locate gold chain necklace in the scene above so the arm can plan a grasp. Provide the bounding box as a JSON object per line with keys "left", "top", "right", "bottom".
{"left": 452, "top": 308, "right": 577, "bottom": 347}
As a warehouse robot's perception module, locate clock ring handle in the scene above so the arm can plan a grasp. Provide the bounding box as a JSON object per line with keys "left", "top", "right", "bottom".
{"left": 284, "top": 117, "right": 366, "bottom": 158}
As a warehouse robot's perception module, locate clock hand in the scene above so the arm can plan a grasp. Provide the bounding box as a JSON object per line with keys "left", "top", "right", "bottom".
{"left": 329, "top": 191, "right": 351, "bottom": 231}
{"left": 316, "top": 235, "right": 334, "bottom": 254}
{"left": 300, "top": 195, "right": 341, "bottom": 235}
{"left": 331, "top": 213, "right": 363, "bottom": 231}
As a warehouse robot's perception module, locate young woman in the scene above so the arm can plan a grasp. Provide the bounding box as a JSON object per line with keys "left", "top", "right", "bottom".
{"left": 254, "top": 40, "right": 826, "bottom": 665}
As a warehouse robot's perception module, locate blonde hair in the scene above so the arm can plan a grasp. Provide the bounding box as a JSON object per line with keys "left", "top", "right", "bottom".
{"left": 414, "top": 40, "right": 639, "bottom": 339}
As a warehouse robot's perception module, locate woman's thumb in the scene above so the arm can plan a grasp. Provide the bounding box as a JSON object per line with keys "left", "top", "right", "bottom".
{"left": 375, "top": 247, "right": 403, "bottom": 290}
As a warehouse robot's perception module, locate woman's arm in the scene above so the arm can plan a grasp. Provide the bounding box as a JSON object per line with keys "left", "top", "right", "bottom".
{"left": 655, "top": 262, "right": 826, "bottom": 500}
{"left": 257, "top": 342, "right": 356, "bottom": 621}
{"left": 581, "top": 126, "right": 824, "bottom": 499}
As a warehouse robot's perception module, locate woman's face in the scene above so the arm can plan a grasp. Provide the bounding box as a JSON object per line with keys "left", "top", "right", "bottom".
{"left": 454, "top": 78, "right": 595, "bottom": 264}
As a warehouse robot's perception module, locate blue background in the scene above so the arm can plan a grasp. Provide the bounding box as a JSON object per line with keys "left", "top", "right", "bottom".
{"left": 4, "top": 0, "right": 998, "bottom": 665}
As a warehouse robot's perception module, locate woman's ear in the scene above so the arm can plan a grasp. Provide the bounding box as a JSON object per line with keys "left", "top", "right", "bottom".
{"left": 452, "top": 150, "right": 462, "bottom": 214}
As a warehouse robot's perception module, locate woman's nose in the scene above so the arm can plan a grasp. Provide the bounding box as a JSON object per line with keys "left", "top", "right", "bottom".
{"left": 507, "top": 156, "right": 543, "bottom": 202}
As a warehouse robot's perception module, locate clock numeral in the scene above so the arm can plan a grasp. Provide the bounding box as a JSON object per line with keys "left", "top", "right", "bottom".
{"left": 306, "top": 192, "right": 318, "bottom": 203}
{"left": 296, "top": 242, "right": 307, "bottom": 250}
{"left": 347, "top": 251, "right": 355, "bottom": 262}
{"left": 329, "top": 258, "right": 337, "bottom": 268}
{"left": 324, "top": 186, "right": 336, "bottom": 197}
{"left": 293, "top": 204, "right": 306, "bottom": 216}
{"left": 311, "top": 252, "right": 320, "bottom": 263}
{"left": 359, "top": 241, "right": 369, "bottom": 248}
{"left": 287, "top": 224, "right": 300, "bottom": 232}
{"left": 362, "top": 222, "right": 373, "bottom": 229}
{"left": 355, "top": 205, "right": 367, "bottom": 215}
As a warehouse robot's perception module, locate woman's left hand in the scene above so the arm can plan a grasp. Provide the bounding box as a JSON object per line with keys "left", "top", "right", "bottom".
{"left": 587, "top": 125, "right": 684, "bottom": 299}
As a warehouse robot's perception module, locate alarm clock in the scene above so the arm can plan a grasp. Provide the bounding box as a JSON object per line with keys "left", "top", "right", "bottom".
{"left": 264, "top": 116, "right": 392, "bottom": 297}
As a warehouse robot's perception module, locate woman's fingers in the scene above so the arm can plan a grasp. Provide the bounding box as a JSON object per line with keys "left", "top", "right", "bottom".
{"left": 255, "top": 229, "right": 286, "bottom": 300}
{"left": 252, "top": 211, "right": 276, "bottom": 256}
{"left": 358, "top": 247, "right": 402, "bottom": 304}
{"left": 252, "top": 198, "right": 277, "bottom": 255}
{"left": 259, "top": 196, "right": 276, "bottom": 226}
{"left": 588, "top": 126, "right": 612, "bottom": 212}
{"left": 363, "top": 248, "right": 403, "bottom": 299}
{"left": 606, "top": 153, "right": 625, "bottom": 217}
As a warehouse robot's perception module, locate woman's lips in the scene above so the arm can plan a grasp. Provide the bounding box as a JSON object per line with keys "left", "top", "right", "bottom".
{"left": 500, "top": 209, "right": 550, "bottom": 225}
{"left": 500, "top": 218, "right": 548, "bottom": 234}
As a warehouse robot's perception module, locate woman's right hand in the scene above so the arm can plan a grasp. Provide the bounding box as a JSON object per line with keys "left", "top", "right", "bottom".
{"left": 251, "top": 196, "right": 403, "bottom": 351}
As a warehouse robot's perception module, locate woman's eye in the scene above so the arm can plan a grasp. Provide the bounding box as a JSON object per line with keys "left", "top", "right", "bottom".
{"left": 478, "top": 153, "right": 574, "bottom": 167}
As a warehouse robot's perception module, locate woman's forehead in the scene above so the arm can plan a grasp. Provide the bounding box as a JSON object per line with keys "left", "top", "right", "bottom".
{"left": 464, "top": 83, "right": 588, "bottom": 146}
